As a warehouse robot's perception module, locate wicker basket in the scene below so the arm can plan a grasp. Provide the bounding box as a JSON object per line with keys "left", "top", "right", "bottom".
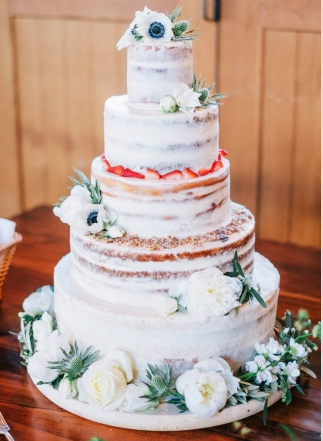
{"left": 0, "top": 232, "right": 22, "bottom": 299}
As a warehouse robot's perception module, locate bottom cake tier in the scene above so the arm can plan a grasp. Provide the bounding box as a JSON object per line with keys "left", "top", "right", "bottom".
{"left": 54, "top": 252, "right": 279, "bottom": 378}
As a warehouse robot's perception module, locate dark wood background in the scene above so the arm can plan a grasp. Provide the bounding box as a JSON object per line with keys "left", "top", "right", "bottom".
{"left": 0, "top": 206, "right": 321, "bottom": 441}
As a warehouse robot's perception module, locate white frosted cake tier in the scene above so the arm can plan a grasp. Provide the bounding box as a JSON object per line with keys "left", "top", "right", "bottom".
{"left": 103, "top": 95, "right": 219, "bottom": 174}
{"left": 69, "top": 203, "right": 255, "bottom": 308}
{"left": 54, "top": 252, "right": 279, "bottom": 379}
{"left": 127, "top": 41, "right": 193, "bottom": 105}
{"left": 92, "top": 156, "right": 228, "bottom": 239}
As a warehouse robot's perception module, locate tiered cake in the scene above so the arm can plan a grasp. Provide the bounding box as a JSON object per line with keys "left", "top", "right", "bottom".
{"left": 53, "top": 21, "right": 280, "bottom": 384}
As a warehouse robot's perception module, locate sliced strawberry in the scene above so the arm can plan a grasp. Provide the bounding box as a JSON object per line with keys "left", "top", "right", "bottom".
{"left": 210, "top": 160, "right": 223, "bottom": 172}
{"left": 219, "top": 149, "right": 228, "bottom": 156}
{"left": 198, "top": 168, "right": 212, "bottom": 176}
{"left": 184, "top": 168, "right": 199, "bottom": 179}
{"left": 122, "top": 168, "right": 145, "bottom": 179}
{"left": 109, "top": 165, "right": 124, "bottom": 176}
{"left": 101, "top": 154, "right": 111, "bottom": 171}
{"left": 145, "top": 168, "right": 161, "bottom": 180}
{"left": 161, "top": 170, "right": 183, "bottom": 180}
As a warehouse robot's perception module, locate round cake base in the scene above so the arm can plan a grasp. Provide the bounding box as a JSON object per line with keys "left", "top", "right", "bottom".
{"left": 31, "top": 376, "right": 281, "bottom": 431}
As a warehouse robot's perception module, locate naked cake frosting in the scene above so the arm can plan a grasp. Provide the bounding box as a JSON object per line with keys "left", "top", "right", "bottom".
{"left": 20, "top": 7, "right": 320, "bottom": 430}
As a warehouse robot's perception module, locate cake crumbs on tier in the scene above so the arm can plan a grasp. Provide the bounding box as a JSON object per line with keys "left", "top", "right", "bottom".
{"left": 92, "top": 207, "right": 253, "bottom": 251}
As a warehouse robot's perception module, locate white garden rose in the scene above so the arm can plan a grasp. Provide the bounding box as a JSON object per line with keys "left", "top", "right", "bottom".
{"left": 160, "top": 96, "right": 178, "bottom": 113}
{"left": 32, "top": 311, "right": 53, "bottom": 342}
{"left": 73, "top": 203, "right": 110, "bottom": 235}
{"left": 82, "top": 350, "right": 133, "bottom": 410}
{"left": 119, "top": 383, "right": 159, "bottom": 413}
{"left": 176, "top": 368, "right": 228, "bottom": 418}
{"left": 173, "top": 84, "right": 201, "bottom": 113}
{"left": 27, "top": 330, "right": 70, "bottom": 382}
{"left": 194, "top": 357, "right": 239, "bottom": 398}
{"left": 58, "top": 376, "right": 77, "bottom": 399}
{"left": 22, "top": 286, "right": 54, "bottom": 317}
{"left": 53, "top": 185, "right": 91, "bottom": 225}
{"left": 182, "top": 267, "right": 242, "bottom": 317}
{"left": 158, "top": 297, "right": 178, "bottom": 317}
{"left": 108, "top": 225, "right": 125, "bottom": 239}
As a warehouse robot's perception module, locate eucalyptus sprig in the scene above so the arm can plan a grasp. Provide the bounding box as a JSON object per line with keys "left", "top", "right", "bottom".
{"left": 225, "top": 251, "right": 266, "bottom": 309}
{"left": 168, "top": 6, "right": 200, "bottom": 41}
{"left": 191, "top": 74, "right": 226, "bottom": 107}
{"left": 54, "top": 168, "right": 101, "bottom": 208}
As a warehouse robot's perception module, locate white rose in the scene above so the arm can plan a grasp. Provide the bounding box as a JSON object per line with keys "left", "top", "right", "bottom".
{"left": 108, "top": 225, "right": 125, "bottom": 239}
{"left": 119, "top": 383, "right": 159, "bottom": 413}
{"left": 27, "top": 330, "right": 70, "bottom": 382}
{"left": 183, "top": 267, "right": 242, "bottom": 317}
{"left": 82, "top": 364, "right": 126, "bottom": 410}
{"left": 103, "top": 349, "right": 133, "bottom": 383}
{"left": 53, "top": 185, "right": 91, "bottom": 224}
{"left": 194, "top": 357, "right": 239, "bottom": 398}
{"left": 160, "top": 96, "right": 178, "bottom": 113}
{"left": 158, "top": 297, "right": 178, "bottom": 317}
{"left": 33, "top": 312, "right": 53, "bottom": 342}
{"left": 22, "top": 286, "right": 54, "bottom": 317}
{"left": 58, "top": 376, "right": 77, "bottom": 399}
{"left": 173, "top": 84, "right": 201, "bottom": 113}
{"left": 176, "top": 368, "right": 227, "bottom": 418}
{"left": 73, "top": 203, "right": 110, "bottom": 235}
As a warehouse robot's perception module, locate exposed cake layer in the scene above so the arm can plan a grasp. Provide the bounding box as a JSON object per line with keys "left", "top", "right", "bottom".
{"left": 127, "top": 41, "right": 193, "bottom": 105}
{"left": 55, "top": 252, "right": 279, "bottom": 378}
{"left": 104, "top": 96, "right": 219, "bottom": 175}
{"left": 92, "top": 156, "right": 228, "bottom": 239}
{"left": 69, "top": 203, "right": 255, "bottom": 308}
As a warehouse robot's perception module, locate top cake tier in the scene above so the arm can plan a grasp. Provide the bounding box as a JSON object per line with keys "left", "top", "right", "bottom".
{"left": 127, "top": 41, "right": 193, "bottom": 105}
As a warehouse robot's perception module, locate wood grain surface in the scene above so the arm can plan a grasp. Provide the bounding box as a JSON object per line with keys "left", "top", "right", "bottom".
{"left": 0, "top": 206, "right": 321, "bottom": 441}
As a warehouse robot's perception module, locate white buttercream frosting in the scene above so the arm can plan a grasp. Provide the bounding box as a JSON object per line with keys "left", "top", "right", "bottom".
{"left": 54, "top": 252, "right": 280, "bottom": 379}
{"left": 103, "top": 95, "right": 219, "bottom": 176}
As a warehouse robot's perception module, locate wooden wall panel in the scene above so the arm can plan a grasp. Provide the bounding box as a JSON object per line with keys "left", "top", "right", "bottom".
{"left": 290, "top": 32, "right": 321, "bottom": 246}
{"left": 258, "top": 31, "right": 297, "bottom": 242}
{"left": 218, "top": 0, "right": 260, "bottom": 214}
{"left": 0, "top": 0, "right": 21, "bottom": 217}
{"left": 14, "top": 18, "right": 127, "bottom": 209}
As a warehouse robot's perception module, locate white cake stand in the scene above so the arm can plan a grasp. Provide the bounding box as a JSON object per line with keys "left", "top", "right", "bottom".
{"left": 31, "top": 376, "right": 281, "bottom": 431}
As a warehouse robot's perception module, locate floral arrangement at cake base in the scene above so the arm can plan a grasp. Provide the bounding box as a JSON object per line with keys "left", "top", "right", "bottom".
{"left": 16, "top": 283, "right": 320, "bottom": 430}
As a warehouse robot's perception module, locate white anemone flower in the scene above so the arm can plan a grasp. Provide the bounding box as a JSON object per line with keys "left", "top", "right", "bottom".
{"left": 73, "top": 203, "right": 109, "bottom": 235}
{"left": 136, "top": 11, "right": 173, "bottom": 43}
{"left": 53, "top": 185, "right": 91, "bottom": 225}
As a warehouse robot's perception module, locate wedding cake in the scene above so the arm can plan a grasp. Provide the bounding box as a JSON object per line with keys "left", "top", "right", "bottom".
{"left": 22, "top": 7, "right": 308, "bottom": 430}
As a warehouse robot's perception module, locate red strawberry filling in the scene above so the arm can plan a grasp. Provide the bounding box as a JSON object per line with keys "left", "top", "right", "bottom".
{"left": 101, "top": 150, "right": 228, "bottom": 181}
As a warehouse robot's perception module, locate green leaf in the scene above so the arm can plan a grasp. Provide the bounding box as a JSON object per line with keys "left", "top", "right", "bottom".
{"left": 285, "top": 386, "right": 292, "bottom": 405}
{"left": 251, "top": 287, "right": 267, "bottom": 308}
{"left": 278, "top": 424, "right": 298, "bottom": 441}
{"left": 169, "top": 5, "right": 182, "bottom": 23}
{"left": 239, "top": 285, "right": 248, "bottom": 304}
{"left": 293, "top": 384, "right": 305, "bottom": 395}
{"left": 73, "top": 168, "right": 91, "bottom": 186}
{"left": 263, "top": 397, "right": 268, "bottom": 425}
{"left": 224, "top": 271, "right": 240, "bottom": 277}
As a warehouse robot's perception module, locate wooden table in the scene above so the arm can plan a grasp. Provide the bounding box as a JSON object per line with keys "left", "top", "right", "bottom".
{"left": 0, "top": 206, "right": 320, "bottom": 441}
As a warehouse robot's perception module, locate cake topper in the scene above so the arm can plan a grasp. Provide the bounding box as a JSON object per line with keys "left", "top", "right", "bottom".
{"left": 117, "top": 6, "right": 199, "bottom": 50}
